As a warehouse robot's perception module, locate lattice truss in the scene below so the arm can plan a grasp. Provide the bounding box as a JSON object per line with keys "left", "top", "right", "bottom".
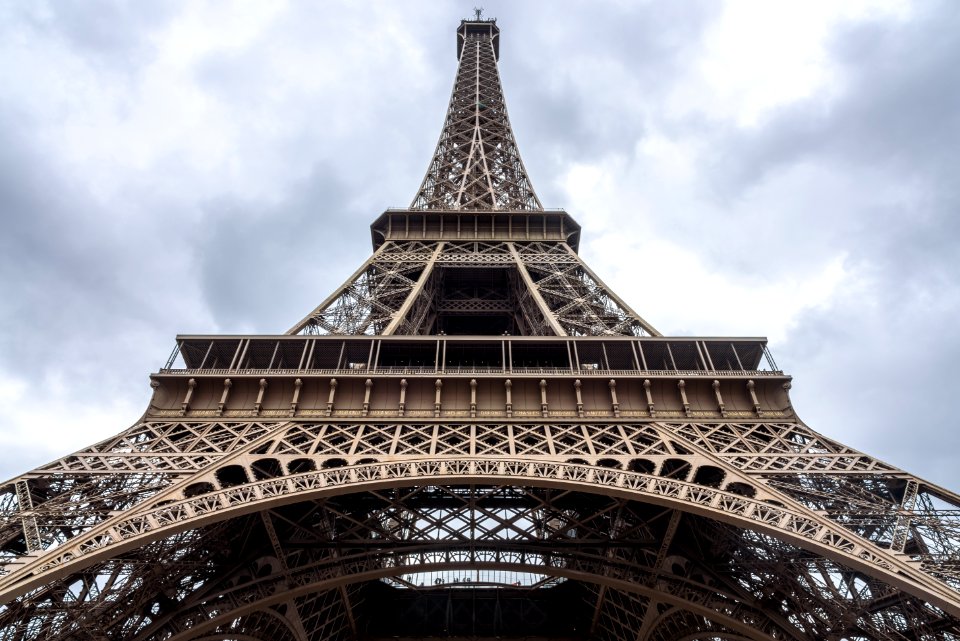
{"left": 292, "top": 241, "right": 439, "bottom": 336}
{"left": 411, "top": 29, "right": 541, "bottom": 211}
{"left": 6, "top": 16, "right": 960, "bottom": 641}
{"left": 3, "top": 416, "right": 960, "bottom": 640}
{"left": 291, "top": 241, "right": 656, "bottom": 336}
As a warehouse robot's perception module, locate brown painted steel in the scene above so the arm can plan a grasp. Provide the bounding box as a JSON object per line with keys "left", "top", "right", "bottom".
{"left": 2, "top": 16, "right": 959, "bottom": 641}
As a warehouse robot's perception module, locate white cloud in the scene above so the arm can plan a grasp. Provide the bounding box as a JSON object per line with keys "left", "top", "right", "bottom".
{"left": 689, "top": 0, "right": 912, "bottom": 125}
{"left": 1, "top": 1, "right": 958, "bottom": 496}
{"left": 0, "top": 371, "right": 148, "bottom": 474}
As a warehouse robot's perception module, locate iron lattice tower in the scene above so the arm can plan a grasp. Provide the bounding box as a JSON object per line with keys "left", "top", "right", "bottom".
{"left": 3, "top": 17, "right": 960, "bottom": 641}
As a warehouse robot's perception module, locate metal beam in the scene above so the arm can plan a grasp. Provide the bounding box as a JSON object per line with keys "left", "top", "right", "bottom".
{"left": 508, "top": 242, "right": 567, "bottom": 336}
{"left": 382, "top": 242, "right": 445, "bottom": 335}
{"left": 286, "top": 242, "right": 392, "bottom": 335}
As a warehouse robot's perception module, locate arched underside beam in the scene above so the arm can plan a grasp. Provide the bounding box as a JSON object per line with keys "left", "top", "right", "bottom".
{"left": 4, "top": 459, "right": 959, "bottom": 619}
{"left": 142, "top": 561, "right": 790, "bottom": 641}
{"left": 193, "top": 637, "right": 288, "bottom": 641}
{"left": 673, "top": 632, "right": 752, "bottom": 641}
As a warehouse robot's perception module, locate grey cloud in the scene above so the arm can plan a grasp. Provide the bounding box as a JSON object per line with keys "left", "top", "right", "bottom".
{"left": 739, "top": 2, "right": 960, "bottom": 486}
{"left": 14, "top": 0, "right": 175, "bottom": 70}
{"left": 827, "top": 8, "right": 960, "bottom": 173}
{"left": 707, "top": 2, "right": 960, "bottom": 216}
{"left": 504, "top": 2, "right": 720, "bottom": 198}
{"left": 0, "top": 124, "right": 162, "bottom": 362}
{"left": 0, "top": 119, "right": 191, "bottom": 480}
{"left": 194, "top": 165, "right": 365, "bottom": 333}
{"left": 615, "top": 1, "right": 960, "bottom": 300}
{"left": 1, "top": 1, "right": 959, "bottom": 495}
{"left": 782, "top": 279, "right": 960, "bottom": 485}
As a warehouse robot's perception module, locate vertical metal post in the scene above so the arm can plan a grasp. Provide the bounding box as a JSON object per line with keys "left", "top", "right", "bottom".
{"left": 15, "top": 480, "right": 41, "bottom": 553}
{"left": 629, "top": 340, "right": 642, "bottom": 371}
{"left": 165, "top": 340, "right": 183, "bottom": 370}
{"left": 666, "top": 343, "right": 678, "bottom": 370}
{"left": 731, "top": 343, "right": 745, "bottom": 371}
{"left": 267, "top": 341, "right": 281, "bottom": 370}
{"left": 762, "top": 344, "right": 780, "bottom": 372}
{"left": 199, "top": 340, "right": 215, "bottom": 370}
{"left": 693, "top": 341, "right": 708, "bottom": 372}
{"left": 226, "top": 340, "right": 241, "bottom": 370}
{"left": 701, "top": 341, "right": 717, "bottom": 371}
{"left": 297, "top": 340, "right": 310, "bottom": 370}
{"left": 636, "top": 341, "right": 648, "bottom": 370}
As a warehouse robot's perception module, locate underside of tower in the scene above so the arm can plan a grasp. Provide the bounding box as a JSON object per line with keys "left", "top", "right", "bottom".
{"left": 2, "top": 15, "right": 960, "bottom": 641}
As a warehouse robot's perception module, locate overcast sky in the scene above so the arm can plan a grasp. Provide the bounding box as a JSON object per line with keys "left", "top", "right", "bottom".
{"left": 1, "top": 1, "right": 958, "bottom": 489}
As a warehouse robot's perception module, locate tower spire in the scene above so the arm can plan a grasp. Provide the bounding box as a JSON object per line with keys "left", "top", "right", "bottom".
{"left": 411, "top": 17, "right": 542, "bottom": 211}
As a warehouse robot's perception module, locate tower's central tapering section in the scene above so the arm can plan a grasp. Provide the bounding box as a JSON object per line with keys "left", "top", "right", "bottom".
{"left": 288, "top": 17, "right": 658, "bottom": 337}
{"left": 4, "top": 15, "right": 960, "bottom": 641}
{"left": 412, "top": 19, "right": 542, "bottom": 211}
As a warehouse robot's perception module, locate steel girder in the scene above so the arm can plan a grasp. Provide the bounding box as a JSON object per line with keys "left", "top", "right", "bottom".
{"left": 290, "top": 241, "right": 658, "bottom": 337}
{"left": 3, "top": 416, "right": 960, "bottom": 640}
{"left": 411, "top": 29, "right": 540, "bottom": 211}
{"left": 5, "top": 16, "right": 960, "bottom": 641}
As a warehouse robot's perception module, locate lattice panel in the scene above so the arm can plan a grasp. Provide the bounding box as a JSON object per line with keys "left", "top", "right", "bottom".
{"left": 411, "top": 29, "right": 541, "bottom": 211}
{"left": 3, "top": 480, "right": 960, "bottom": 640}
{"left": 291, "top": 238, "right": 658, "bottom": 336}
{"left": 666, "top": 421, "right": 897, "bottom": 473}
{"left": 294, "top": 241, "right": 439, "bottom": 336}
{"left": 4, "top": 16, "right": 960, "bottom": 641}
{"left": 517, "top": 241, "right": 655, "bottom": 336}
{"left": 0, "top": 420, "right": 284, "bottom": 564}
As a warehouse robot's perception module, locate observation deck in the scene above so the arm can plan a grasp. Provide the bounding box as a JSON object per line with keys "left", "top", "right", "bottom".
{"left": 150, "top": 335, "right": 792, "bottom": 421}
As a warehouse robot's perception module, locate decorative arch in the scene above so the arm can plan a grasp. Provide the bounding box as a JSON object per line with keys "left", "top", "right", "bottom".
{"left": 143, "top": 557, "right": 792, "bottom": 641}
{"left": 3, "top": 457, "right": 956, "bottom": 622}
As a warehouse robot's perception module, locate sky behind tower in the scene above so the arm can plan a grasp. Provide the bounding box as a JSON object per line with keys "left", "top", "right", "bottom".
{"left": 1, "top": 1, "right": 959, "bottom": 488}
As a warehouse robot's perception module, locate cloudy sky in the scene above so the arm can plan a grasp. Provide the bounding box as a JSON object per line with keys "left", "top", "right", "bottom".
{"left": 1, "top": 1, "right": 958, "bottom": 489}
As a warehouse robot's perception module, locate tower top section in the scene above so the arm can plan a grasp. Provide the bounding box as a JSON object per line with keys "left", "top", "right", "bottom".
{"left": 457, "top": 18, "right": 499, "bottom": 60}
{"left": 411, "top": 17, "right": 541, "bottom": 211}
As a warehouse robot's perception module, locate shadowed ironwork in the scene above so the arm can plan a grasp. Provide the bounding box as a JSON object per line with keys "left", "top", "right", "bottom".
{"left": 2, "top": 15, "right": 959, "bottom": 641}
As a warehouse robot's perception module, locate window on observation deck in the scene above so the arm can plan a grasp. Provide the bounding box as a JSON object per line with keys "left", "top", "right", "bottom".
{"left": 377, "top": 341, "right": 436, "bottom": 369}
{"left": 444, "top": 343, "right": 503, "bottom": 369}
{"left": 511, "top": 342, "right": 569, "bottom": 369}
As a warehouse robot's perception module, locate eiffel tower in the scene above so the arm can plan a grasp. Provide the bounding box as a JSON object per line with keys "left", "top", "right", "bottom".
{"left": 3, "top": 15, "right": 960, "bottom": 641}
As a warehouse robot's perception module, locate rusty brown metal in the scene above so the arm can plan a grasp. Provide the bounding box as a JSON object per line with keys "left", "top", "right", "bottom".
{"left": 412, "top": 19, "right": 540, "bottom": 211}
{"left": 1, "top": 15, "right": 959, "bottom": 641}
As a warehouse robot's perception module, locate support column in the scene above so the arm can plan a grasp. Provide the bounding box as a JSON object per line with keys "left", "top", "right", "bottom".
{"left": 508, "top": 242, "right": 566, "bottom": 336}
{"left": 15, "top": 480, "right": 41, "bottom": 553}
{"left": 382, "top": 242, "right": 445, "bottom": 335}
{"left": 560, "top": 243, "right": 661, "bottom": 336}
{"left": 286, "top": 242, "right": 393, "bottom": 334}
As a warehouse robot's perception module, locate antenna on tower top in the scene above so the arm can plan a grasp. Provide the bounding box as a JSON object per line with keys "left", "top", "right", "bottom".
{"left": 474, "top": 7, "right": 483, "bottom": 20}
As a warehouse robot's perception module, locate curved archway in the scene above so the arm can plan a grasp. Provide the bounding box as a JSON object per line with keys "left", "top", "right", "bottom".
{"left": 144, "top": 555, "right": 793, "bottom": 641}
{"left": 2, "top": 458, "right": 957, "bottom": 629}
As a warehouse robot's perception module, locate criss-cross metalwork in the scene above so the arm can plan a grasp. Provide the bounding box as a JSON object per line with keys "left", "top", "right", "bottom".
{"left": 289, "top": 240, "right": 660, "bottom": 336}
{"left": 412, "top": 20, "right": 540, "bottom": 211}
{"left": 3, "top": 15, "right": 960, "bottom": 641}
